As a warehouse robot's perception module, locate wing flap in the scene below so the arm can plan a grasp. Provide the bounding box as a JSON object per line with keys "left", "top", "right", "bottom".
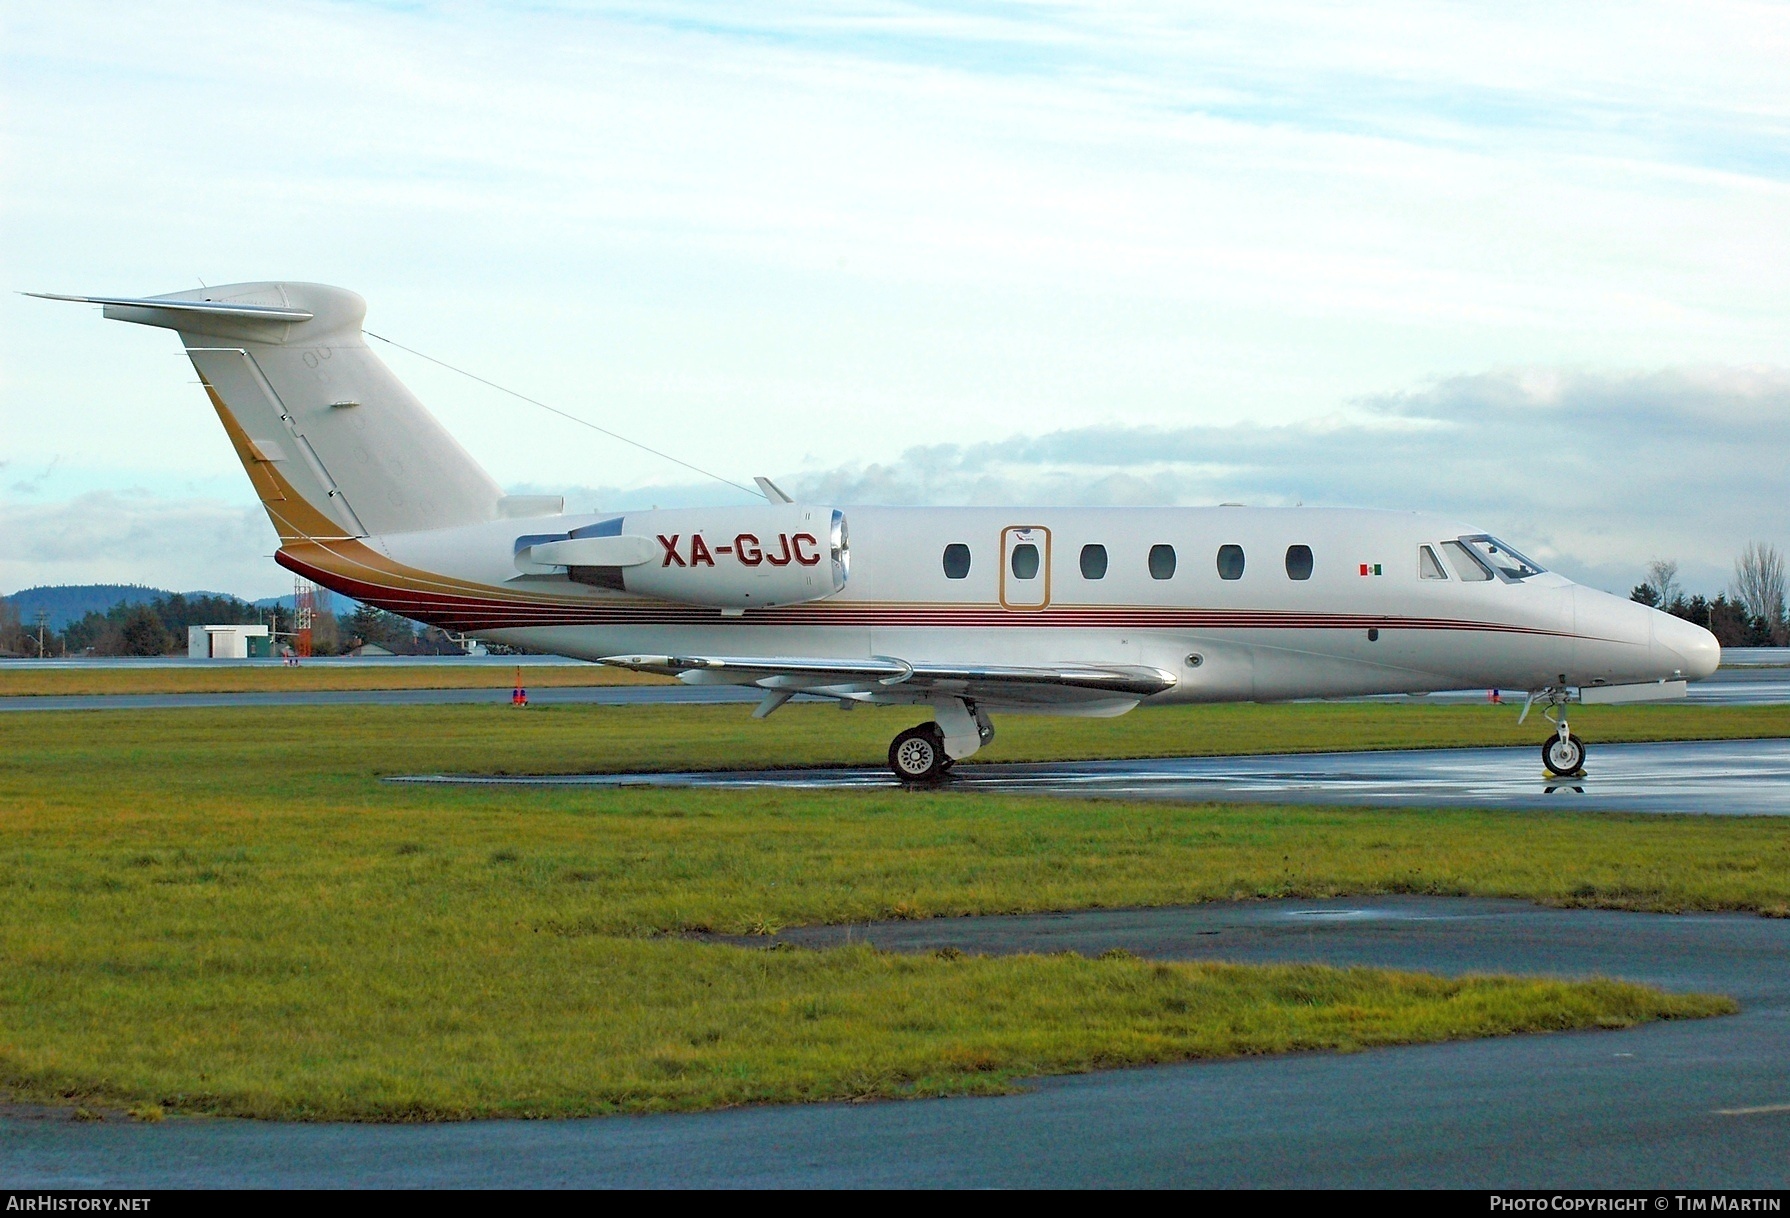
{"left": 598, "top": 654, "right": 1178, "bottom": 698}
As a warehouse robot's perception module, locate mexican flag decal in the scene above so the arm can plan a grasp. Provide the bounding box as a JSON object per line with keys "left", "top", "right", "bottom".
{"left": 1359, "top": 563, "right": 1383, "bottom": 576}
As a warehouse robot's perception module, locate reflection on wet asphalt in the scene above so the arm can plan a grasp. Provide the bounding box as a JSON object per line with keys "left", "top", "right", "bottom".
{"left": 8, "top": 896, "right": 1790, "bottom": 1188}
{"left": 396, "top": 737, "right": 1790, "bottom": 815}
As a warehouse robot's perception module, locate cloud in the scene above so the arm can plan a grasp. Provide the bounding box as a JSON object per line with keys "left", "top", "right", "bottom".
{"left": 6, "top": 0, "right": 1790, "bottom": 496}
{"left": 0, "top": 491, "right": 285, "bottom": 598}
{"left": 7, "top": 365, "right": 1780, "bottom": 600}
{"left": 775, "top": 366, "right": 1790, "bottom": 594}
{"left": 6, "top": 6, "right": 1788, "bottom": 600}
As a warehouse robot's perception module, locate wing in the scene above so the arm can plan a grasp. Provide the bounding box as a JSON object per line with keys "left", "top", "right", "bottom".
{"left": 598, "top": 653, "right": 1178, "bottom": 715}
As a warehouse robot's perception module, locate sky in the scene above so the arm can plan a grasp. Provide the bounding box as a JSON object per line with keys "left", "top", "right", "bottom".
{"left": 2, "top": 1, "right": 1787, "bottom": 598}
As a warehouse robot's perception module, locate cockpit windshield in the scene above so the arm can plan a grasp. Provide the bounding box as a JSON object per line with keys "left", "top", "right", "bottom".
{"left": 1460, "top": 535, "right": 1545, "bottom": 580}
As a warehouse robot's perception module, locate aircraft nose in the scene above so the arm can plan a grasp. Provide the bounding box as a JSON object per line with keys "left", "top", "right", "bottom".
{"left": 1652, "top": 611, "right": 1721, "bottom": 680}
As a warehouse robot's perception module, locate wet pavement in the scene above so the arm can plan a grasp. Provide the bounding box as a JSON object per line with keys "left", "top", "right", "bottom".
{"left": 7, "top": 896, "right": 1788, "bottom": 1188}
{"left": 397, "top": 737, "right": 1790, "bottom": 815}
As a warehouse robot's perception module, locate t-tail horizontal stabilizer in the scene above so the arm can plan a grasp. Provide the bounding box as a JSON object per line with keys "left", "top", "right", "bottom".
{"left": 29, "top": 282, "right": 507, "bottom": 542}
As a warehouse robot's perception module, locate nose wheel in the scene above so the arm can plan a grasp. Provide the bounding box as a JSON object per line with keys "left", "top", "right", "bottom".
{"left": 1527, "top": 686, "right": 1588, "bottom": 777}
{"left": 1542, "top": 732, "right": 1586, "bottom": 777}
{"left": 889, "top": 723, "right": 949, "bottom": 783}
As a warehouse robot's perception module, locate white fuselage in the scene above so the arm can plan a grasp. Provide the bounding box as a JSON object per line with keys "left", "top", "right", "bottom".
{"left": 359, "top": 504, "right": 1718, "bottom": 712}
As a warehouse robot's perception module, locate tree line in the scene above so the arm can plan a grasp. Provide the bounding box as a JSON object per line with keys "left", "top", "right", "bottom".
{"left": 1630, "top": 542, "right": 1788, "bottom": 647}
{"left": 0, "top": 593, "right": 465, "bottom": 658}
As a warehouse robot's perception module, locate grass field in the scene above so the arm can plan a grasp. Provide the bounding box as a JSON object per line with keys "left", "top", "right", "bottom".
{"left": 2, "top": 702, "right": 1776, "bottom": 1120}
{"left": 0, "top": 663, "right": 667, "bottom": 696}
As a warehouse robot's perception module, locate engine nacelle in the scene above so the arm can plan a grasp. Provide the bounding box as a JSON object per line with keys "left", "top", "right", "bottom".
{"left": 524, "top": 505, "right": 849, "bottom": 608}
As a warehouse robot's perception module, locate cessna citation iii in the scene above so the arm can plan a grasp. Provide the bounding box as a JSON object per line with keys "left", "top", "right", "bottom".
{"left": 37, "top": 282, "right": 1721, "bottom": 781}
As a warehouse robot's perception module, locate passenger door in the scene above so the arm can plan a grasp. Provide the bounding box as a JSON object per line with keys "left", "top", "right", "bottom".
{"left": 1000, "top": 525, "right": 1051, "bottom": 610}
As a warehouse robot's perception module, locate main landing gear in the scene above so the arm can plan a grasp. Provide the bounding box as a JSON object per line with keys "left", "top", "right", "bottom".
{"left": 889, "top": 723, "right": 949, "bottom": 782}
{"left": 887, "top": 699, "right": 995, "bottom": 784}
{"left": 1524, "top": 686, "right": 1587, "bottom": 777}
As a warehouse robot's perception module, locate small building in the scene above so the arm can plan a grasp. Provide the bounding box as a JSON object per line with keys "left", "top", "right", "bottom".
{"left": 188, "top": 624, "right": 272, "bottom": 659}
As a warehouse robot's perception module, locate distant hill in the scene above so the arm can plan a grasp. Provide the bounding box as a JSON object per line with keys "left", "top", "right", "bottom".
{"left": 4, "top": 584, "right": 351, "bottom": 629}
{"left": 254, "top": 590, "right": 350, "bottom": 615}
{"left": 3, "top": 584, "right": 179, "bottom": 630}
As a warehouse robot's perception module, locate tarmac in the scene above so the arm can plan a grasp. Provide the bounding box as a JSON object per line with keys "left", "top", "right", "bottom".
{"left": 7, "top": 896, "right": 1788, "bottom": 1188}
{"left": 398, "top": 737, "right": 1790, "bottom": 815}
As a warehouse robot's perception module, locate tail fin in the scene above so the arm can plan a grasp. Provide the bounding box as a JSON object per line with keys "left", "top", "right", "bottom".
{"left": 41, "top": 282, "right": 508, "bottom": 542}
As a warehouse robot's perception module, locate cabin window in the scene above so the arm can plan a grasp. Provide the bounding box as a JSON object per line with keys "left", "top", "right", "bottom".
{"left": 1080, "top": 544, "right": 1108, "bottom": 580}
{"left": 1148, "top": 544, "right": 1176, "bottom": 580}
{"left": 1217, "top": 544, "right": 1245, "bottom": 580}
{"left": 1010, "top": 543, "right": 1040, "bottom": 580}
{"left": 942, "top": 543, "right": 972, "bottom": 579}
{"left": 1419, "top": 545, "right": 1448, "bottom": 580}
{"left": 1441, "top": 540, "right": 1493, "bottom": 582}
{"left": 1285, "top": 545, "right": 1313, "bottom": 580}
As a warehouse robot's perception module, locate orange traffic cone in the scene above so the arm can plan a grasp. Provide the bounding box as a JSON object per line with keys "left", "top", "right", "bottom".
{"left": 512, "top": 666, "right": 528, "bottom": 708}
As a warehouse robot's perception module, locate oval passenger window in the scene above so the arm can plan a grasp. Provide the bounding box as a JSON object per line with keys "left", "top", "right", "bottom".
{"left": 1217, "top": 544, "right": 1245, "bottom": 580}
{"left": 1148, "top": 544, "right": 1176, "bottom": 580}
{"left": 1010, "top": 543, "right": 1040, "bottom": 580}
{"left": 942, "top": 543, "right": 971, "bottom": 579}
{"left": 1285, "top": 545, "right": 1313, "bottom": 580}
{"left": 1080, "top": 544, "right": 1108, "bottom": 580}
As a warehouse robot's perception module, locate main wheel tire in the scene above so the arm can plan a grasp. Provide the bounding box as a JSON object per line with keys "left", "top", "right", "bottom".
{"left": 1542, "top": 733, "right": 1586, "bottom": 776}
{"left": 889, "top": 724, "right": 947, "bottom": 783}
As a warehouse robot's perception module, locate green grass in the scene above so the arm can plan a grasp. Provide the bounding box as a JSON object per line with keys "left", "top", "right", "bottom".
{"left": 0, "top": 663, "right": 666, "bottom": 696}
{"left": 0, "top": 702, "right": 1770, "bottom": 1120}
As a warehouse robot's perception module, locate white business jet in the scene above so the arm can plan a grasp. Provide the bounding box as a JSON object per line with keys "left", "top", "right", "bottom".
{"left": 36, "top": 282, "right": 1720, "bottom": 781}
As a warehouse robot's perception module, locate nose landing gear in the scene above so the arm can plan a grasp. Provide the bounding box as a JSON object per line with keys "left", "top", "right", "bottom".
{"left": 1524, "top": 686, "right": 1587, "bottom": 777}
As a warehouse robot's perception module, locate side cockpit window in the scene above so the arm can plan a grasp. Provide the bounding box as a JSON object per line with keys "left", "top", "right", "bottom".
{"left": 943, "top": 543, "right": 971, "bottom": 579}
{"left": 1462, "top": 535, "right": 1545, "bottom": 581}
{"left": 1419, "top": 545, "right": 1448, "bottom": 580}
{"left": 1441, "top": 540, "right": 1493, "bottom": 582}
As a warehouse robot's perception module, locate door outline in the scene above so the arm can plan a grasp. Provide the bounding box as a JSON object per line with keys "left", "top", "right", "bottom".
{"left": 999, "top": 525, "right": 1052, "bottom": 611}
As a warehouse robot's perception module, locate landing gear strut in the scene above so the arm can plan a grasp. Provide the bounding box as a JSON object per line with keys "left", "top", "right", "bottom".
{"left": 1525, "top": 686, "right": 1587, "bottom": 777}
